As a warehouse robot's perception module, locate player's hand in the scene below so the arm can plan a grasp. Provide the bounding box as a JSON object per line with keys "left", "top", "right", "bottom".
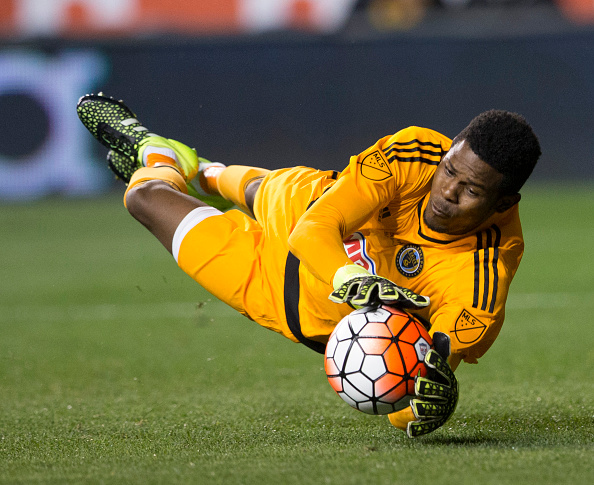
{"left": 407, "top": 332, "right": 459, "bottom": 438}
{"left": 329, "top": 265, "right": 430, "bottom": 309}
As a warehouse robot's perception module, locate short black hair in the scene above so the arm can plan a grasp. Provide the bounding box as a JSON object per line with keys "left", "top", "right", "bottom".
{"left": 452, "top": 110, "right": 541, "bottom": 195}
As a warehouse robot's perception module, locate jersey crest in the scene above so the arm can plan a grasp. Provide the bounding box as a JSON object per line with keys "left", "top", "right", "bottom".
{"left": 343, "top": 232, "right": 377, "bottom": 274}
{"left": 454, "top": 309, "right": 487, "bottom": 344}
{"left": 359, "top": 150, "right": 392, "bottom": 181}
{"left": 396, "top": 244, "right": 424, "bottom": 277}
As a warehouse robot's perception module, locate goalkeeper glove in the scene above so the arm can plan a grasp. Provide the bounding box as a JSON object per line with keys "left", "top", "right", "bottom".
{"left": 329, "top": 264, "right": 430, "bottom": 309}
{"left": 407, "top": 332, "right": 459, "bottom": 438}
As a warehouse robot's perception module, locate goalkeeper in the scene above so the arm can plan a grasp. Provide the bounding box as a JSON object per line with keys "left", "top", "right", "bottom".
{"left": 77, "top": 94, "right": 540, "bottom": 437}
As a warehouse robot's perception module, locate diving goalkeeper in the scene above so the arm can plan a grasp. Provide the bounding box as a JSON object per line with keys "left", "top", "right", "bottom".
{"left": 77, "top": 94, "right": 541, "bottom": 437}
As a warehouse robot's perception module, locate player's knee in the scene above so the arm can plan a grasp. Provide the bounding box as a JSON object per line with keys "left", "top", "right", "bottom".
{"left": 125, "top": 180, "right": 166, "bottom": 222}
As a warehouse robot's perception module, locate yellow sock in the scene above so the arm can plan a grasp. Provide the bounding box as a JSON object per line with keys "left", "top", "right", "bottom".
{"left": 123, "top": 166, "right": 187, "bottom": 208}
{"left": 215, "top": 165, "right": 270, "bottom": 213}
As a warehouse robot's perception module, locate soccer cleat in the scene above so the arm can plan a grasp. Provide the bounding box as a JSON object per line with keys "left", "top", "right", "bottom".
{"left": 140, "top": 137, "right": 198, "bottom": 182}
{"left": 77, "top": 93, "right": 198, "bottom": 182}
{"left": 106, "top": 149, "right": 141, "bottom": 183}
{"left": 76, "top": 93, "right": 155, "bottom": 176}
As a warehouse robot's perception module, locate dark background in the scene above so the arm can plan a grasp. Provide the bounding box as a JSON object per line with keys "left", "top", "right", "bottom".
{"left": 1, "top": 3, "right": 593, "bottom": 199}
{"left": 97, "top": 33, "right": 594, "bottom": 179}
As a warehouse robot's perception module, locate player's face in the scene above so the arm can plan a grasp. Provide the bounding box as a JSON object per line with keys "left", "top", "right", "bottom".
{"left": 424, "top": 140, "right": 517, "bottom": 235}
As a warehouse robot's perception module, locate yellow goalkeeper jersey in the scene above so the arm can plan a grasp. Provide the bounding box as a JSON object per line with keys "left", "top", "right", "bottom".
{"left": 176, "top": 125, "right": 524, "bottom": 366}
{"left": 287, "top": 126, "right": 524, "bottom": 364}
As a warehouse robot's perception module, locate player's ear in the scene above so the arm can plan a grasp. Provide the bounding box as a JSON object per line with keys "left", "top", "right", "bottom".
{"left": 495, "top": 192, "right": 521, "bottom": 213}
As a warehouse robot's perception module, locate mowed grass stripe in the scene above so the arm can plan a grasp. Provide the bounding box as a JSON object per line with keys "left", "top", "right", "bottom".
{"left": 1, "top": 292, "right": 593, "bottom": 324}
{"left": 0, "top": 186, "right": 593, "bottom": 484}
{"left": 0, "top": 301, "right": 227, "bottom": 323}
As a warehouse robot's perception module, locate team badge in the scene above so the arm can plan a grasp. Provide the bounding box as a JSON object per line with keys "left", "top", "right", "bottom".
{"left": 359, "top": 150, "right": 392, "bottom": 181}
{"left": 396, "top": 244, "right": 424, "bottom": 277}
{"left": 454, "top": 310, "right": 487, "bottom": 344}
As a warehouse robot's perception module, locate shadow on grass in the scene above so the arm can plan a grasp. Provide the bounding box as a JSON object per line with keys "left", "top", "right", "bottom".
{"left": 420, "top": 433, "right": 517, "bottom": 447}
{"left": 414, "top": 411, "right": 592, "bottom": 448}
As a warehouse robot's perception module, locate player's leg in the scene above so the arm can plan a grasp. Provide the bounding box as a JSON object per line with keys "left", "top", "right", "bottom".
{"left": 125, "top": 178, "right": 207, "bottom": 254}
{"left": 198, "top": 162, "right": 269, "bottom": 216}
{"left": 76, "top": 93, "right": 288, "bottom": 329}
{"left": 110, "top": 146, "right": 213, "bottom": 254}
{"left": 126, "top": 169, "right": 290, "bottom": 335}
{"left": 77, "top": 92, "right": 269, "bottom": 217}
{"left": 76, "top": 93, "right": 216, "bottom": 253}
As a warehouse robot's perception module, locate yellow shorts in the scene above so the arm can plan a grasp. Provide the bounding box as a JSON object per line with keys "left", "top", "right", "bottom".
{"left": 174, "top": 166, "right": 338, "bottom": 348}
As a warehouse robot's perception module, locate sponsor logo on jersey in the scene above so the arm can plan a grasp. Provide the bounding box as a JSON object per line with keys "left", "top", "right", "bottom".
{"left": 396, "top": 244, "right": 424, "bottom": 277}
{"left": 454, "top": 309, "right": 487, "bottom": 344}
{"left": 343, "top": 232, "right": 377, "bottom": 274}
{"left": 359, "top": 150, "right": 392, "bottom": 181}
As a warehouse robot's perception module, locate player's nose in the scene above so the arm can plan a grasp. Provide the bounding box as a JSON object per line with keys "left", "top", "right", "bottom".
{"left": 441, "top": 179, "right": 459, "bottom": 204}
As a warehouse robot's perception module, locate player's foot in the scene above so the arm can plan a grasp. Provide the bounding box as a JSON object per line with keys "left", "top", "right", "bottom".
{"left": 140, "top": 137, "right": 199, "bottom": 182}
{"left": 105, "top": 149, "right": 138, "bottom": 183}
{"left": 77, "top": 93, "right": 153, "bottom": 182}
{"left": 194, "top": 157, "right": 226, "bottom": 195}
{"left": 191, "top": 157, "right": 235, "bottom": 211}
{"left": 76, "top": 93, "right": 198, "bottom": 182}
{"left": 106, "top": 149, "right": 234, "bottom": 210}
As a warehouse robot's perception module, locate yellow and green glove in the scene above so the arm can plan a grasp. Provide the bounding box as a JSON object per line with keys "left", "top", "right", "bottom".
{"left": 407, "top": 332, "right": 459, "bottom": 438}
{"left": 329, "top": 264, "right": 430, "bottom": 309}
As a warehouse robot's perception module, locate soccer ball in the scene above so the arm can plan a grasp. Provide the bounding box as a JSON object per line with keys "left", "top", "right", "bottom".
{"left": 324, "top": 305, "right": 432, "bottom": 415}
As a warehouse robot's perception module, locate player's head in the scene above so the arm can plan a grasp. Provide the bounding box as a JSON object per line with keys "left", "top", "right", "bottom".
{"left": 424, "top": 110, "right": 541, "bottom": 235}
{"left": 454, "top": 110, "right": 541, "bottom": 195}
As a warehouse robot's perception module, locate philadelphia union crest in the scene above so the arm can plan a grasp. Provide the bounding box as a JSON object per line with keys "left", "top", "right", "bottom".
{"left": 396, "top": 245, "right": 424, "bottom": 278}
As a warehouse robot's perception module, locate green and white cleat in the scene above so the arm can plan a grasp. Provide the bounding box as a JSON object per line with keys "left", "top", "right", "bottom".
{"left": 77, "top": 93, "right": 198, "bottom": 182}
{"left": 139, "top": 137, "right": 199, "bottom": 182}
{"left": 77, "top": 93, "right": 153, "bottom": 182}
{"left": 105, "top": 149, "right": 141, "bottom": 183}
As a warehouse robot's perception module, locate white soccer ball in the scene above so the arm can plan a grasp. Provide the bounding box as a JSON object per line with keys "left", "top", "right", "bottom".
{"left": 325, "top": 305, "right": 432, "bottom": 415}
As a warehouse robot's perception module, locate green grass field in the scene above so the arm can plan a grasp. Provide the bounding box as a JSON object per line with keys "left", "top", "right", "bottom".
{"left": 1, "top": 183, "right": 592, "bottom": 484}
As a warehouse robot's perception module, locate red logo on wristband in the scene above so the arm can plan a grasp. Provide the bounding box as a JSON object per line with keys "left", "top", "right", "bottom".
{"left": 343, "top": 232, "right": 376, "bottom": 274}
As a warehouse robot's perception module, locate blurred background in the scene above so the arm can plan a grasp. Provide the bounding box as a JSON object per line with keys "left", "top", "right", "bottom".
{"left": 0, "top": 0, "right": 593, "bottom": 200}
{"left": 2, "top": 4, "right": 594, "bottom": 481}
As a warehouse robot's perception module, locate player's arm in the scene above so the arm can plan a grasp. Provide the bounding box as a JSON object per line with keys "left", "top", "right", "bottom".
{"left": 388, "top": 304, "right": 500, "bottom": 436}
{"left": 288, "top": 136, "right": 431, "bottom": 308}
{"left": 287, "top": 165, "right": 384, "bottom": 285}
{"left": 288, "top": 165, "right": 428, "bottom": 308}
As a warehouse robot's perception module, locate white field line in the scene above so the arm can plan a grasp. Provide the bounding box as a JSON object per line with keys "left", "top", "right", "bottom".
{"left": 0, "top": 292, "right": 591, "bottom": 324}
